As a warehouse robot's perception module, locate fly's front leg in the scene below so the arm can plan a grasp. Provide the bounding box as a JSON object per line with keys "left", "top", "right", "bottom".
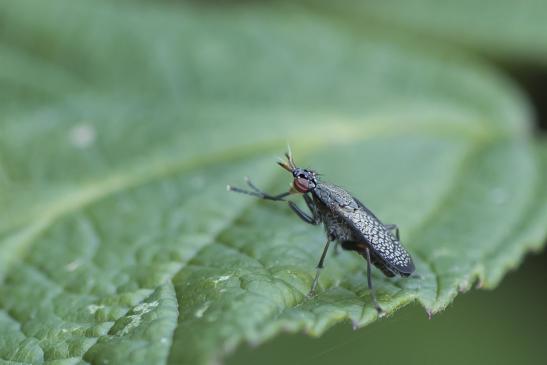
{"left": 288, "top": 201, "right": 316, "bottom": 224}
{"left": 227, "top": 177, "right": 291, "bottom": 201}
{"left": 288, "top": 193, "right": 321, "bottom": 225}
{"left": 229, "top": 179, "right": 321, "bottom": 226}
{"left": 385, "top": 224, "right": 400, "bottom": 240}
{"left": 303, "top": 194, "right": 320, "bottom": 222}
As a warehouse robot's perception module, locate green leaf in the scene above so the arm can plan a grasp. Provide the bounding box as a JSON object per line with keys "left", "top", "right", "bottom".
{"left": 0, "top": 1, "right": 545, "bottom": 364}
{"left": 306, "top": 0, "right": 547, "bottom": 65}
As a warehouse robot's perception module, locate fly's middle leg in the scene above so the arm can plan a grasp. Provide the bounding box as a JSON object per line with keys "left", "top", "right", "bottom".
{"left": 308, "top": 239, "right": 331, "bottom": 297}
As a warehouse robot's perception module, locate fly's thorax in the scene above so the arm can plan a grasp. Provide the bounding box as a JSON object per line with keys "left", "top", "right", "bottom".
{"left": 312, "top": 182, "right": 358, "bottom": 210}
{"left": 323, "top": 211, "right": 356, "bottom": 242}
{"left": 311, "top": 192, "right": 357, "bottom": 242}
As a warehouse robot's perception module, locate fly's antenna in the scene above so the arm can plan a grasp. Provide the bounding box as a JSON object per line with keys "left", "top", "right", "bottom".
{"left": 277, "top": 157, "right": 293, "bottom": 172}
{"left": 277, "top": 144, "right": 296, "bottom": 172}
{"left": 285, "top": 143, "right": 296, "bottom": 169}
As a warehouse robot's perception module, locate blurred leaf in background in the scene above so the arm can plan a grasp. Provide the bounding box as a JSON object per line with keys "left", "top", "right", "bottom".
{"left": 310, "top": 0, "right": 547, "bottom": 66}
{"left": 0, "top": 1, "right": 546, "bottom": 365}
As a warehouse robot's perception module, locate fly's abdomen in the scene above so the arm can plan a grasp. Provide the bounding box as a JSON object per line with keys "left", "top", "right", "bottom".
{"left": 366, "top": 230, "right": 414, "bottom": 275}
{"left": 313, "top": 182, "right": 415, "bottom": 276}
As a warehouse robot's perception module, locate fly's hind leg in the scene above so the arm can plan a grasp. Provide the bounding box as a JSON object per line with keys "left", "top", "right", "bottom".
{"left": 365, "top": 247, "right": 384, "bottom": 316}
{"left": 385, "top": 224, "right": 400, "bottom": 240}
{"left": 341, "top": 242, "right": 384, "bottom": 315}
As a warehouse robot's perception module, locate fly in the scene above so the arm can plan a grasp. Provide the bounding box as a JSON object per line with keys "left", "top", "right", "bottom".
{"left": 227, "top": 149, "right": 415, "bottom": 314}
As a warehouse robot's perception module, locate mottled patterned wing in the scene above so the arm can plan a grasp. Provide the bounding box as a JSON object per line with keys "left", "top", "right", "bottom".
{"left": 313, "top": 183, "right": 415, "bottom": 275}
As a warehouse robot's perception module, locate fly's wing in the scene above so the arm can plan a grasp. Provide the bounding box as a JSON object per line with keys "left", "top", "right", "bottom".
{"left": 314, "top": 183, "right": 415, "bottom": 275}
{"left": 352, "top": 198, "right": 415, "bottom": 275}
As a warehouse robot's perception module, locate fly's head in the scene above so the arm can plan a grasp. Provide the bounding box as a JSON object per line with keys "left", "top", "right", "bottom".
{"left": 291, "top": 168, "right": 318, "bottom": 193}
{"left": 277, "top": 150, "right": 318, "bottom": 194}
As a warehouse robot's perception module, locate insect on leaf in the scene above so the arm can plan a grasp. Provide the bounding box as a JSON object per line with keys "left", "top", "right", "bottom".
{"left": 0, "top": 1, "right": 545, "bottom": 365}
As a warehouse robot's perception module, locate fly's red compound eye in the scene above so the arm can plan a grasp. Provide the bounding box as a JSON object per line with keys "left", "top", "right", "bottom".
{"left": 293, "top": 177, "right": 309, "bottom": 193}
